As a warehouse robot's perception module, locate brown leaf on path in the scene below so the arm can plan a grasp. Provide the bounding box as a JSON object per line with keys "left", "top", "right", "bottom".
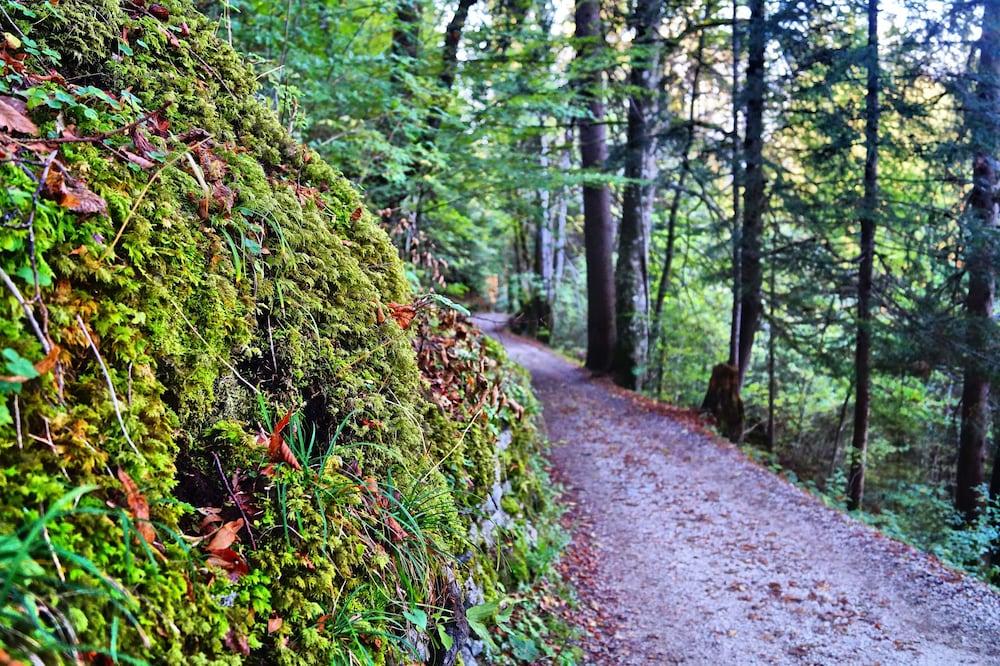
{"left": 117, "top": 468, "right": 157, "bottom": 544}
{"left": 206, "top": 518, "right": 244, "bottom": 551}
{"left": 0, "top": 95, "right": 38, "bottom": 135}
{"left": 388, "top": 302, "right": 417, "bottom": 330}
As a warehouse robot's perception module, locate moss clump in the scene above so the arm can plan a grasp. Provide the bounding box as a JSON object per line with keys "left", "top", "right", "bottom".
{"left": 0, "top": 1, "right": 560, "bottom": 664}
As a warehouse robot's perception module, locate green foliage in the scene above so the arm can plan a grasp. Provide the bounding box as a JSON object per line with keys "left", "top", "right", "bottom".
{"left": 0, "top": 0, "right": 569, "bottom": 663}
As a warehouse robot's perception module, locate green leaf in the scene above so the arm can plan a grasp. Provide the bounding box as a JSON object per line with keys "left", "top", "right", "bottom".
{"left": 510, "top": 633, "right": 539, "bottom": 661}
{"left": 436, "top": 624, "right": 453, "bottom": 650}
{"left": 3, "top": 348, "right": 39, "bottom": 379}
{"left": 403, "top": 606, "right": 427, "bottom": 632}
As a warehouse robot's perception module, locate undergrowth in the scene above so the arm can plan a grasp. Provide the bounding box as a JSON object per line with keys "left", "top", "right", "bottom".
{"left": 0, "top": 1, "right": 573, "bottom": 663}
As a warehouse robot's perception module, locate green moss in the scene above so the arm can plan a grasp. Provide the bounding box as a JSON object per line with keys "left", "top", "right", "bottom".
{"left": 0, "top": 1, "right": 562, "bottom": 664}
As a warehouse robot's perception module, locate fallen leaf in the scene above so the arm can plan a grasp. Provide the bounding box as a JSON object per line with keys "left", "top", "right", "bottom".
{"left": 148, "top": 3, "right": 170, "bottom": 20}
{"left": 0, "top": 95, "right": 38, "bottom": 136}
{"left": 117, "top": 468, "right": 156, "bottom": 544}
{"left": 267, "top": 617, "right": 283, "bottom": 634}
{"left": 387, "top": 303, "right": 417, "bottom": 330}
{"left": 263, "top": 409, "right": 302, "bottom": 471}
{"left": 206, "top": 518, "right": 244, "bottom": 551}
{"left": 44, "top": 167, "right": 106, "bottom": 214}
{"left": 350, "top": 206, "right": 362, "bottom": 222}
{"left": 205, "top": 547, "right": 249, "bottom": 581}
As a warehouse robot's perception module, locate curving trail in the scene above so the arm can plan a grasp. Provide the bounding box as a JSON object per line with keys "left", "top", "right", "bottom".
{"left": 476, "top": 314, "right": 1000, "bottom": 665}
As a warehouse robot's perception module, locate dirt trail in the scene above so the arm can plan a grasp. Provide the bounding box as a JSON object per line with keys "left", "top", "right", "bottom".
{"left": 476, "top": 314, "right": 1000, "bottom": 665}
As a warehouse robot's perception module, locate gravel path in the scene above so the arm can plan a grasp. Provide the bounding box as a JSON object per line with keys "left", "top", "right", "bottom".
{"left": 476, "top": 314, "right": 1000, "bottom": 665}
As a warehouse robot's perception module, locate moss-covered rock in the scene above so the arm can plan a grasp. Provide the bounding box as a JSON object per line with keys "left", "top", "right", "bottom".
{"left": 0, "top": 2, "right": 560, "bottom": 664}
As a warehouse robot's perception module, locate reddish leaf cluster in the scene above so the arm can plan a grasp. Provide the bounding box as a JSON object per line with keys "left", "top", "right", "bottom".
{"left": 199, "top": 508, "right": 249, "bottom": 582}
{"left": 257, "top": 409, "right": 302, "bottom": 475}
{"left": 412, "top": 308, "right": 523, "bottom": 420}
{"left": 117, "top": 468, "right": 157, "bottom": 545}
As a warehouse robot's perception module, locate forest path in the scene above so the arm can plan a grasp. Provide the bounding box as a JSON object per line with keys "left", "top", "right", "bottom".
{"left": 475, "top": 314, "right": 1000, "bottom": 665}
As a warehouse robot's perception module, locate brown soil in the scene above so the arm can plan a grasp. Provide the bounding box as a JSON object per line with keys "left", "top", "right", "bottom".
{"left": 476, "top": 314, "right": 1000, "bottom": 665}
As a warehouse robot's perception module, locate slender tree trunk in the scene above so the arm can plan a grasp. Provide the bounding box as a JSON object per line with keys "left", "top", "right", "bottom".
{"left": 553, "top": 130, "right": 572, "bottom": 292}
{"left": 728, "top": 0, "right": 743, "bottom": 369}
{"left": 735, "top": 0, "right": 765, "bottom": 386}
{"left": 956, "top": 0, "right": 1000, "bottom": 522}
{"left": 847, "top": 0, "right": 880, "bottom": 512}
{"left": 439, "top": 0, "right": 477, "bottom": 90}
{"left": 575, "top": 0, "right": 616, "bottom": 373}
{"left": 766, "top": 256, "right": 777, "bottom": 451}
{"left": 652, "top": 27, "right": 706, "bottom": 393}
{"left": 613, "top": 0, "right": 662, "bottom": 389}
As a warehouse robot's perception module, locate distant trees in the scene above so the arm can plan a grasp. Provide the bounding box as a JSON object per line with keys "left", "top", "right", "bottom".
{"left": 956, "top": 0, "right": 1000, "bottom": 522}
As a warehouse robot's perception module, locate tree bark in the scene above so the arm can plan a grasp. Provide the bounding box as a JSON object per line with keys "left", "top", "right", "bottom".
{"left": 575, "top": 0, "right": 616, "bottom": 373}
{"left": 735, "top": 0, "right": 765, "bottom": 386}
{"left": 652, "top": 25, "right": 706, "bottom": 394}
{"left": 612, "top": 0, "right": 663, "bottom": 389}
{"left": 847, "top": 0, "right": 879, "bottom": 512}
{"left": 956, "top": 0, "right": 1000, "bottom": 522}
{"left": 439, "top": 0, "right": 477, "bottom": 91}
{"left": 728, "top": 0, "right": 743, "bottom": 371}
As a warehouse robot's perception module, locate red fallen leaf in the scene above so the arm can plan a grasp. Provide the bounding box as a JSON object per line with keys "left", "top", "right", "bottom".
{"left": 223, "top": 628, "right": 250, "bottom": 655}
{"left": 117, "top": 468, "right": 157, "bottom": 544}
{"left": 148, "top": 110, "right": 170, "bottom": 137}
{"left": 179, "top": 22, "right": 190, "bottom": 37}
{"left": 148, "top": 3, "right": 169, "bottom": 20}
{"left": 0, "top": 95, "right": 38, "bottom": 136}
{"left": 267, "top": 617, "right": 283, "bottom": 634}
{"left": 198, "top": 506, "right": 224, "bottom": 533}
{"left": 206, "top": 518, "right": 244, "bottom": 551}
{"left": 205, "top": 547, "right": 249, "bottom": 581}
{"left": 350, "top": 206, "right": 362, "bottom": 222}
{"left": 43, "top": 167, "right": 107, "bottom": 215}
{"left": 385, "top": 515, "right": 409, "bottom": 542}
{"left": 263, "top": 409, "right": 302, "bottom": 471}
{"left": 315, "top": 614, "right": 332, "bottom": 633}
{"left": 387, "top": 303, "right": 416, "bottom": 330}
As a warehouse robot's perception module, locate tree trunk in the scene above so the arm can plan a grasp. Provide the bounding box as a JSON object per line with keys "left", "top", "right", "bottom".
{"left": 575, "top": 0, "right": 616, "bottom": 373}
{"left": 847, "top": 0, "right": 880, "bottom": 512}
{"left": 612, "top": 0, "right": 662, "bottom": 389}
{"left": 735, "top": 0, "right": 765, "bottom": 386}
{"left": 439, "top": 0, "right": 477, "bottom": 91}
{"left": 728, "top": 0, "right": 743, "bottom": 371}
{"left": 956, "top": 0, "right": 1000, "bottom": 522}
{"left": 652, "top": 26, "right": 706, "bottom": 394}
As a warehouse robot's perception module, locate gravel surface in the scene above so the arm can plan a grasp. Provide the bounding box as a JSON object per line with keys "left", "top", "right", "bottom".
{"left": 476, "top": 314, "right": 1000, "bottom": 665}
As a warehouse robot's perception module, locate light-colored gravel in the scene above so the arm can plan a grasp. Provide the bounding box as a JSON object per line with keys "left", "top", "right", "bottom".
{"left": 477, "top": 314, "right": 1000, "bottom": 665}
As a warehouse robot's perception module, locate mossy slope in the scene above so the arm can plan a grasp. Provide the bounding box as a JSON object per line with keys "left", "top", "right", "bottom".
{"left": 0, "top": 1, "right": 556, "bottom": 663}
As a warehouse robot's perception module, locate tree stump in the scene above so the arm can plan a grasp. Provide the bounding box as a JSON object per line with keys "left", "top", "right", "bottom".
{"left": 701, "top": 363, "right": 745, "bottom": 443}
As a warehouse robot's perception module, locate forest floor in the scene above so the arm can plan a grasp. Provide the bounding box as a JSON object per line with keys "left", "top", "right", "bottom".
{"left": 474, "top": 314, "right": 1000, "bottom": 665}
